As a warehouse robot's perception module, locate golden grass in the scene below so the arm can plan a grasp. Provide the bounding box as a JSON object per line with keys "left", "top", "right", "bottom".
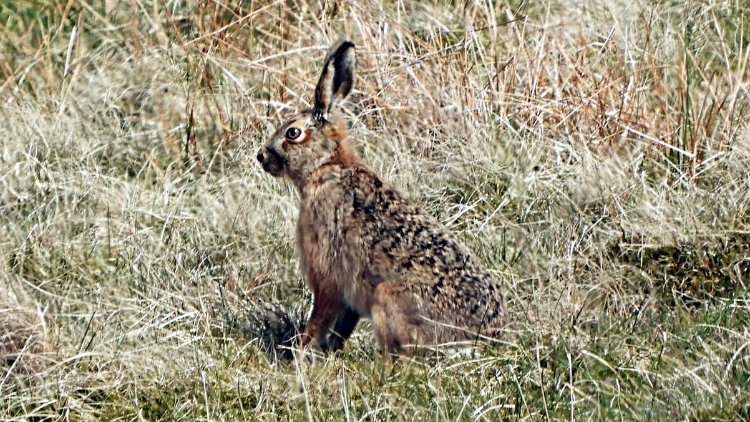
{"left": 1, "top": 0, "right": 749, "bottom": 420}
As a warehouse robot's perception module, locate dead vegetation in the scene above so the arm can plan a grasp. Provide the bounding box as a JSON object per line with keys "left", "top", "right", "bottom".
{"left": 1, "top": 0, "right": 749, "bottom": 420}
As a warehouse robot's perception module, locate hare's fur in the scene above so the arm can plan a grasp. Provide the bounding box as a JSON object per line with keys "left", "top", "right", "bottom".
{"left": 257, "top": 41, "right": 505, "bottom": 355}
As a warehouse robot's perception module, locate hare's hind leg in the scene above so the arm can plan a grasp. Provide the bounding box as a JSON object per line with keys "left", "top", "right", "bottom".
{"left": 371, "top": 281, "right": 425, "bottom": 355}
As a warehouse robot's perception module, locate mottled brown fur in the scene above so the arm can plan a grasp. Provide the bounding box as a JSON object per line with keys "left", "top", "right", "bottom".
{"left": 257, "top": 41, "right": 505, "bottom": 356}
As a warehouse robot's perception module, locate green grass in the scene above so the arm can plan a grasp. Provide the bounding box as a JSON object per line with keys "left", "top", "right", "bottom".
{"left": 1, "top": 0, "right": 750, "bottom": 420}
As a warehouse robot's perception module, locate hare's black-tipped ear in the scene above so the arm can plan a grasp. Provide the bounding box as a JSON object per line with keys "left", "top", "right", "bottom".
{"left": 314, "top": 40, "right": 356, "bottom": 119}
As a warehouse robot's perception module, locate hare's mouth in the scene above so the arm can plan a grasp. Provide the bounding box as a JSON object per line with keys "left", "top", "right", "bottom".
{"left": 257, "top": 148, "right": 286, "bottom": 177}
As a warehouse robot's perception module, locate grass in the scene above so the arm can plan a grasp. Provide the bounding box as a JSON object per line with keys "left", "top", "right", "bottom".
{"left": 1, "top": 0, "right": 749, "bottom": 420}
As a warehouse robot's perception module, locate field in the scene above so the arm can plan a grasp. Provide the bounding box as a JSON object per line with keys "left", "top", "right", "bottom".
{"left": 1, "top": 0, "right": 750, "bottom": 420}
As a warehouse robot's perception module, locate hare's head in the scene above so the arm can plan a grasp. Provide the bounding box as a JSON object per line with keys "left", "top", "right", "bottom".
{"left": 257, "top": 41, "right": 357, "bottom": 185}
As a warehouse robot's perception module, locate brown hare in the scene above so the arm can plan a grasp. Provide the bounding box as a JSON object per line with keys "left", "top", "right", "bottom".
{"left": 257, "top": 40, "right": 505, "bottom": 356}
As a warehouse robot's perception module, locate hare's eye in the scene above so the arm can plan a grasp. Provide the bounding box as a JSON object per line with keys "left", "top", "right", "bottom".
{"left": 285, "top": 127, "right": 302, "bottom": 140}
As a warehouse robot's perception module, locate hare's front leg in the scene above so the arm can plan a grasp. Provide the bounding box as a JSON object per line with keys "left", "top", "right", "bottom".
{"left": 326, "top": 307, "right": 361, "bottom": 352}
{"left": 299, "top": 270, "right": 345, "bottom": 351}
{"left": 300, "top": 296, "right": 341, "bottom": 351}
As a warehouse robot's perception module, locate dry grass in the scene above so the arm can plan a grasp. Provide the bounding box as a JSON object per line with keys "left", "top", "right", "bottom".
{"left": 1, "top": 0, "right": 750, "bottom": 420}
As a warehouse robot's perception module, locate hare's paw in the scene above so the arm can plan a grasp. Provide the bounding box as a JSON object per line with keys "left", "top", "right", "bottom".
{"left": 294, "top": 343, "right": 326, "bottom": 366}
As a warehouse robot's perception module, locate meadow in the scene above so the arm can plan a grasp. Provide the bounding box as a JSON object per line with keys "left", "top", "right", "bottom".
{"left": 1, "top": 0, "right": 749, "bottom": 420}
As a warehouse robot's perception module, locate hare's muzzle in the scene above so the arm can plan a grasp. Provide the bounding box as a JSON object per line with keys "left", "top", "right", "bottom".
{"left": 257, "top": 146, "right": 285, "bottom": 177}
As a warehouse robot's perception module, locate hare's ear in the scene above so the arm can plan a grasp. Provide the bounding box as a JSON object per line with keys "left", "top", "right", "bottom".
{"left": 314, "top": 40, "right": 356, "bottom": 119}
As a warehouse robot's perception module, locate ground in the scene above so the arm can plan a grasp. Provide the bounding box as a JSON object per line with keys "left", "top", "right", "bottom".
{"left": 1, "top": 0, "right": 749, "bottom": 420}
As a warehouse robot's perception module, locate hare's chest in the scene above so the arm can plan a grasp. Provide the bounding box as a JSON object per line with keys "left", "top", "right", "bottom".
{"left": 297, "top": 199, "right": 375, "bottom": 316}
{"left": 297, "top": 213, "right": 343, "bottom": 273}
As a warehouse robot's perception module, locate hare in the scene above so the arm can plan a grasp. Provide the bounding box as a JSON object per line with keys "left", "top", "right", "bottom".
{"left": 257, "top": 40, "right": 505, "bottom": 356}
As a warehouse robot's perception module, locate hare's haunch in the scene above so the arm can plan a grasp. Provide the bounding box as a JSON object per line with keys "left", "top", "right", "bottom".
{"left": 257, "top": 40, "right": 505, "bottom": 355}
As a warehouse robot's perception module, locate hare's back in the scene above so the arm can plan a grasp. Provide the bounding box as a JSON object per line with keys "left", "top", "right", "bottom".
{"left": 347, "top": 168, "right": 503, "bottom": 292}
